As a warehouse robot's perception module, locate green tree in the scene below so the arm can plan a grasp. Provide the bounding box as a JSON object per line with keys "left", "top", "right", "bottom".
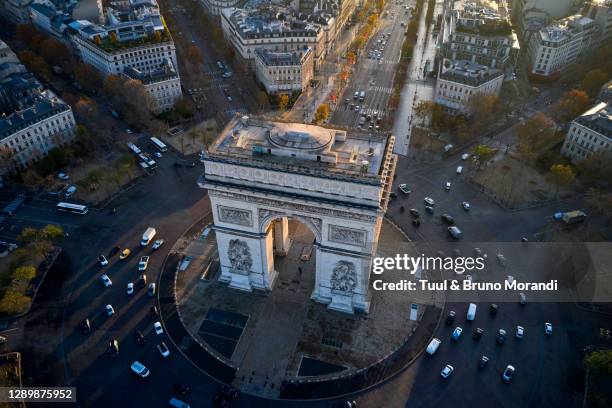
{"left": 469, "top": 94, "right": 502, "bottom": 132}
{"left": 414, "top": 101, "right": 434, "bottom": 122}
{"left": 473, "top": 144, "right": 496, "bottom": 169}
{"left": 278, "top": 94, "right": 290, "bottom": 112}
{"left": 257, "top": 91, "right": 270, "bottom": 111}
{"left": 186, "top": 45, "right": 203, "bottom": 65}
{"left": 74, "top": 63, "right": 103, "bottom": 94}
{"left": 581, "top": 69, "right": 608, "bottom": 98}
{"left": 553, "top": 89, "right": 590, "bottom": 123}
{"left": 12, "top": 266, "right": 36, "bottom": 281}
{"left": 41, "top": 224, "right": 63, "bottom": 242}
{"left": 517, "top": 112, "right": 556, "bottom": 163}
{"left": 548, "top": 164, "right": 575, "bottom": 198}
{"left": 0, "top": 290, "right": 31, "bottom": 316}
{"left": 17, "top": 227, "right": 39, "bottom": 245}
{"left": 314, "top": 104, "right": 330, "bottom": 123}
{"left": 584, "top": 350, "right": 612, "bottom": 375}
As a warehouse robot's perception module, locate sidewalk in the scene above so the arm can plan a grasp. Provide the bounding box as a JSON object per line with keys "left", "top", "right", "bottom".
{"left": 284, "top": 24, "right": 359, "bottom": 122}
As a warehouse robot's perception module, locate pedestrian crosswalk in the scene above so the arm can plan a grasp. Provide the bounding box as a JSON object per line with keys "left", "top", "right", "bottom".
{"left": 368, "top": 86, "right": 394, "bottom": 94}
{"left": 2, "top": 195, "right": 25, "bottom": 215}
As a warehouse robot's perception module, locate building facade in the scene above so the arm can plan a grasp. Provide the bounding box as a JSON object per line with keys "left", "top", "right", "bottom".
{"left": 221, "top": 5, "right": 333, "bottom": 70}
{"left": 0, "top": 0, "right": 33, "bottom": 24}
{"left": 434, "top": 59, "right": 504, "bottom": 113}
{"left": 122, "top": 59, "right": 182, "bottom": 113}
{"left": 201, "top": 0, "right": 242, "bottom": 16}
{"left": 0, "top": 43, "right": 76, "bottom": 174}
{"left": 254, "top": 48, "right": 314, "bottom": 94}
{"left": 198, "top": 116, "right": 397, "bottom": 314}
{"left": 561, "top": 102, "right": 612, "bottom": 163}
{"left": 443, "top": 0, "right": 519, "bottom": 69}
{"left": 526, "top": 14, "right": 599, "bottom": 80}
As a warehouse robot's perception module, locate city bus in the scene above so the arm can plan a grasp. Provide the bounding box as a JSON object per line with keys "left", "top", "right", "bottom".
{"left": 127, "top": 142, "right": 142, "bottom": 155}
{"left": 57, "top": 202, "right": 89, "bottom": 215}
{"left": 150, "top": 137, "right": 168, "bottom": 153}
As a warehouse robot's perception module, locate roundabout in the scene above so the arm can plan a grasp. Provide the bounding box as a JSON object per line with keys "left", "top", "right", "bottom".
{"left": 159, "top": 213, "right": 440, "bottom": 400}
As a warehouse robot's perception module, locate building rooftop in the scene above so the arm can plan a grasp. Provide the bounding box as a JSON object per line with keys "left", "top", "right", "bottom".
{"left": 575, "top": 102, "right": 612, "bottom": 138}
{"left": 123, "top": 58, "right": 178, "bottom": 84}
{"left": 539, "top": 14, "right": 594, "bottom": 43}
{"left": 205, "top": 116, "right": 392, "bottom": 184}
{"left": 224, "top": 5, "right": 322, "bottom": 39}
{"left": 439, "top": 59, "right": 503, "bottom": 86}
{"left": 255, "top": 47, "right": 311, "bottom": 67}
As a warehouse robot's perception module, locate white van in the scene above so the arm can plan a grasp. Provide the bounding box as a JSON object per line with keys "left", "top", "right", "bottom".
{"left": 456, "top": 166, "right": 463, "bottom": 174}
{"left": 426, "top": 338, "right": 441, "bottom": 355}
{"left": 466, "top": 303, "right": 477, "bottom": 321}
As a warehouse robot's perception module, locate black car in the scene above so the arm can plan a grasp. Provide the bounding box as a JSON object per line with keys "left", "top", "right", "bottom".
{"left": 150, "top": 305, "right": 159, "bottom": 317}
{"left": 409, "top": 209, "right": 420, "bottom": 218}
{"left": 220, "top": 385, "right": 238, "bottom": 400}
{"left": 478, "top": 355, "right": 489, "bottom": 369}
{"left": 490, "top": 303, "right": 498, "bottom": 316}
{"left": 445, "top": 310, "right": 456, "bottom": 325}
{"left": 425, "top": 205, "right": 434, "bottom": 214}
{"left": 138, "top": 274, "right": 147, "bottom": 287}
{"left": 108, "top": 340, "right": 119, "bottom": 357}
{"left": 473, "top": 328, "right": 484, "bottom": 340}
{"left": 440, "top": 214, "right": 455, "bottom": 225}
{"left": 134, "top": 331, "right": 146, "bottom": 345}
{"left": 108, "top": 246, "right": 120, "bottom": 257}
{"left": 80, "top": 318, "right": 91, "bottom": 334}
{"left": 412, "top": 219, "right": 421, "bottom": 227}
{"left": 174, "top": 383, "right": 191, "bottom": 395}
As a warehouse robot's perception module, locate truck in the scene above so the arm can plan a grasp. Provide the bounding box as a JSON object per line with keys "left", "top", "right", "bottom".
{"left": 141, "top": 227, "right": 157, "bottom": 246}
{"left": 562, "top": 210, "right": 586, "bottom": 225}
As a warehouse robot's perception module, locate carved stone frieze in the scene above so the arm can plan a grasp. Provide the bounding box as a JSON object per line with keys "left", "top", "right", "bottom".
{"left": 330, "top": 261, "right": 357, "bottom": 293}
{"left": 328, "top": 225, "right": 367, "bottom": 247}
{"left": 218, "top": 205, "right": 253, "bottom": 227}
{"left": 228, "top": 239, "right": 252, "bottom": 275}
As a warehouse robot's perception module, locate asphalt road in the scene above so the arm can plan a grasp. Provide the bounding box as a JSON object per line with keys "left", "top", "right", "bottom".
{"left": 332, "top": 1, "right": 414, "bottom": 129}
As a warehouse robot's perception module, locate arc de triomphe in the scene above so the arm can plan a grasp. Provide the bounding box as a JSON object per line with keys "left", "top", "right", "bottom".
{"left": 198, "top": 117, "right": 397, "bottom": 314}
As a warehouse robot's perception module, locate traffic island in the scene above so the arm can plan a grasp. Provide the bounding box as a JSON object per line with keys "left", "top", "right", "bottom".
{"left": 161, "top": 213, "right": 440, "bottom": 400}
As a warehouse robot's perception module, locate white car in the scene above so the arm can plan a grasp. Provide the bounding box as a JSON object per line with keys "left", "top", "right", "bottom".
{"left": 130, "top": 361, "right": 150, "bottom": 378}
{"left": 461, "top": 153, "right": 470, "bottom": 160}
{"left": 105, "top": 304, "right": 115, "bottom": 316}
{"left": 127, "top": 282, "right": 134, "bottom": 295}
{"left": 152, "top": 239, "right": 165, "bottom": 250}
{"left": 544, "top": 322, "right": 553, "bottom": 335}
{"left": 157, "top": 342, "right": 170, "bottom": 357}
{"left": 154, "top": 321, "right": 163, "bottom": 335}
{"left": 515, "top": 326, "right": 525, "bottom": 339}
{"left": 154, "top": 152, "right": 162, "bottom": 158}
{"left": 98, "top": 255, "right": 109, "bottom": 266}
{"left": 445, "top": 182, "right": 451, "bottom": 190}
{"left": 57, "top": 172, "right": 69, "bottom": 180}
{"left": 462, "top": 201, "right": 471, "bottom": 211}
{"left": 101, "top": 274, "right": 112, "bottom": 287}
{"left": 440, "top": 364, "right": 454, "bottom": 378}
{"left": 138, "top": 256, "right": 149, "bottom": 271}
{"left": 502, "top": 365, "right": 515, "bottom": 381}
{"left": 424, "top": 197, "right": 435, "bottom": 206}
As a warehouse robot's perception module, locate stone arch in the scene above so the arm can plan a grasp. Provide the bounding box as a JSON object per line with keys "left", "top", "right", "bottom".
{"left": 258, "top": 210, "right": 323, "bottom": 244}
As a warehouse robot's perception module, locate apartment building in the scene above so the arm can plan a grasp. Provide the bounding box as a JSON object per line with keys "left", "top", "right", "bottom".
{"left": 527, "top": 14, "right": 599, "bottom": 80}
{"left": 254, "top": 47, "right": 314, "bottom": 94}
{"left": 443, "top": 0, "right": 519, "bottom": 69}
{"left": 221, "top": 4, "right": 345, "bottom": 70}
{"left": 0, "top": 42, "right": 76, "bottom": 173}
{"left": 122, "top": 59, "right": 182, "bottom": 113}
{"left": 561, "top": 102, "right": 612, "bottom": 163}
{"left": 434, "top": 59, "right": 504, "bottom": 113}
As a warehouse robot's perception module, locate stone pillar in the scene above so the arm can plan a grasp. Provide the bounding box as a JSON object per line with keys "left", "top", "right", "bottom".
{"left": 273, "top": 218, "right": 291, "bottom": 256}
